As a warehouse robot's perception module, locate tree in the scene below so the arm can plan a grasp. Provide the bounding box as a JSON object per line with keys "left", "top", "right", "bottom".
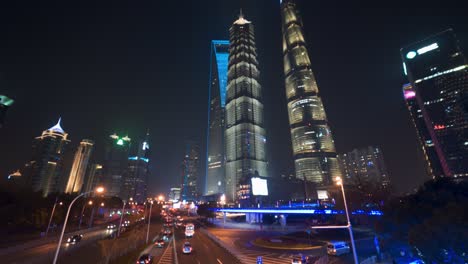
{"left": 379, "top": 178, "right": 468, "bottom": 263}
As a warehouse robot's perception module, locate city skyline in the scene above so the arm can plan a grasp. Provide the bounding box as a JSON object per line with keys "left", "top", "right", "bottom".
{"left": 1, "top": 0, "right": 467, "bottom": 195}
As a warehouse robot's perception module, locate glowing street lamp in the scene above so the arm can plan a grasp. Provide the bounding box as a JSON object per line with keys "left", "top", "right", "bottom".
{"left": 335, "top": 177, "right": 358, "bottom": 264}
{"left": 53, "top": 187, "right": 104, "bottom": 264}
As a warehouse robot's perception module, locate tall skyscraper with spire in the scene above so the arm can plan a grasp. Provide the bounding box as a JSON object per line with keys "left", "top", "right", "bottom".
{"left": 281, "top": 1, "right": 342, "bottom": 185}
{"left": 206, "top": 40, "right": 229, "bottom": 196}
{"left": 25, "top": 118, "right": 70, "bottom": 197}
{"left": 65, "top": 139, "right": 94, "bottom": 193}
{"left": 225, "top": 11, "right": 268, "bottom": 202}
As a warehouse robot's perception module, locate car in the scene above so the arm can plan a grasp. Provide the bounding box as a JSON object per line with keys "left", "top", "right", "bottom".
{"left": 136, "top": 254, "right": 153, "bottom": 264}
{"left": 162, "top": 234, "right": 169, "bottom": 241}
{"left": 155, "top": 239, "right": 165, "bottom": 248}
{"left": 182, "top": 242, "right": 192, "bottom": 254}
{"left": 163, "top": 229, "right": 172, "bottom": 235}
{"left": 291, "top": 255, "right": 303, "bottom": 264}
{"left": 66, "top": 234, "right": 83, "bottom": 244}
{"left": 107, "top": 224, "right": 116, "bottom": 229}
{"left": 326, "top": 241, "right": 350, "bottom": 256}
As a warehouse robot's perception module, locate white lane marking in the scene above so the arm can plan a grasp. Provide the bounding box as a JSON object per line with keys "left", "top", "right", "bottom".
{"left": 216, "top": 258, "right": 223, "bottom": 264}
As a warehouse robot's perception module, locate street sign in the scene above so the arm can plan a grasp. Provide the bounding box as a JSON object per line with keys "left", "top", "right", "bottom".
{"left": 257, "top": 256, "right": 263, "bottom": 264}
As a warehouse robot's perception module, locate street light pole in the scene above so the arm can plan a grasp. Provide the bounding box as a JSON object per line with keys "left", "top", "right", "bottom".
{"left": 338, "top": 178, "right": 359, "bottom": 264}
{"left": 146, "top": 201, "right": 153, "bottom": 244}
{"left": 45, "top": 197, "right": 60, "bottom": 237}
{"left": 78, "top": 200, "right": 92, "bottom": 230}
{"left": 52, "top": 187, "right": 104, "bottom": 264}
{"left": 117, "top": 200, "right": 126, "bottom": 237}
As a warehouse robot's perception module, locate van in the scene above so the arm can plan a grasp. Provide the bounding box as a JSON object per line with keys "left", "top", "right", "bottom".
{"left": 326, "top": 241, "right": 350, "bottom": 256}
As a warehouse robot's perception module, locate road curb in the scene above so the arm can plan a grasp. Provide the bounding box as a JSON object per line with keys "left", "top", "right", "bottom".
{"left": 199, "top": 226, "right": 245, "bottom": 264}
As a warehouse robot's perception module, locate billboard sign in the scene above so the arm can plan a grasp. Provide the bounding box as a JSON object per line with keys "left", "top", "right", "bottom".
{"left": 251, "top": 177, "right": 268, "bottom": 196}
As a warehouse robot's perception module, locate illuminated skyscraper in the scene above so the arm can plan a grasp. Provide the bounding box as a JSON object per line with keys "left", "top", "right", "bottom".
{"left": 26, "top": 118, "right": 70, "bottom": 197}
{"left": 182, "top": 140, "right": 200, "bottom": 200}
{"left": 82, "top": 163, "right": 103, "bottom": 196}
{"left": 0, "top": 95, "right": 14, "bottom": 128}
{"left": 65, "top": 139, "right": 94, "bottom": 193}
{"left": 225, "top": 12, "right": 268, "bottom": 202}
{"left": 402, "top": 84, "right": 444, "bottom": 177}
{"left": 281, "top": 1, "right": 341, "bottom": 185}
{"left": 101, "top": 133, "right": 131, "bottom": 198}
{"left": 206, "top": 40, "right": 229, "bottom": 196}
{"left": 123, "top": 132, "right": 150, "bottom": 203}
{"left": 401, "top": 29, "right": 467, "bottom": 178}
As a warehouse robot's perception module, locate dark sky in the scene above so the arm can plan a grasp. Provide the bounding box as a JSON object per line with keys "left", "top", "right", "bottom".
{"left": 0, "top": 0, "right": 466, "bottom": 196}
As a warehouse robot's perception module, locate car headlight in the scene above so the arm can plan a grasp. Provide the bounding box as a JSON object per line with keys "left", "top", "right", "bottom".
{"left": 67, "top": 238, "right": 71, "bottom": 242}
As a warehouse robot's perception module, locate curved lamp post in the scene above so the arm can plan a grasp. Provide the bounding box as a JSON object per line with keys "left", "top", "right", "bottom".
{"left": 45, "top": 198, "right": 63, "bottom": 237}
{"left": 146, "top": 200, "right": 153, "bottom": 244}
{"left": 52, "top": 187, "right": 104, "bottom": 264}
{"left": 336, "top": 177, "right": 359, "bottom": 264}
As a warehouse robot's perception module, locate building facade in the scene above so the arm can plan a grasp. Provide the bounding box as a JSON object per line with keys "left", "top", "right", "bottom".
{"left": 403, "top": 84, "right": 445, "bottom": 178}
{"left": 337, "top": 146, "right": 390, "bottom": 188}
{"left": 26, "top": 119, "right": 70, "bottom": 197}
{"left": 82, "top": 163, "right": 103, "bottom": 196}
{"left": 401, "top": 29, "right": 468, "bottom": 178}
{"left": 225, "top": 13, "right": 268, "bottom": 202}
{"left": 123, "top": 132, "right": 150, "bottom": 203}
{"left": 281, "top": 0, "right": 342, "bottom": 185}
{"left": 206, "top": 40, "right": 229, "bottom": 196}
{"left": 65, "top": 139, "right": 94, "bottom": 193}
{"left": 101, "top": 133, "right": 131, "bottom": 198}
{"left": 182, "top": 141, "right": 200, "bottom": 201}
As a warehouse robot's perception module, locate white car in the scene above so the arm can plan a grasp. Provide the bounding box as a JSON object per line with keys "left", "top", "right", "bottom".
{"left": 291, "top": 255, "right": 303, "bottom": 264}
{"left": 182, "top": 242, "right": 192, "bottom": 254}
{"left": 327, "top": 241, "right": 350, "bottom": 256}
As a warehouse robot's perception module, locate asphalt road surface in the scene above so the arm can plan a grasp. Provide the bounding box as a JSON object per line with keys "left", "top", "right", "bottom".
{"left": 1, "top": 227, "right": 113, "bottom": 264}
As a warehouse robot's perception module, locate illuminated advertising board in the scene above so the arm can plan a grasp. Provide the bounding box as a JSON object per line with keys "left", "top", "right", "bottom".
{"left": 251, "top": 177, "right": 268, "bottom": 196}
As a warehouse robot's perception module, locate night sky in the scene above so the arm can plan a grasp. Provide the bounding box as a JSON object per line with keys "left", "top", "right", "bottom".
{"left": 0, "top": 0, "right": 466, "bottom": 196}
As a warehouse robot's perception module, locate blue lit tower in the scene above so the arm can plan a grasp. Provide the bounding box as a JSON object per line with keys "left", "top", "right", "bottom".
{"left": 26, "top": 118, "right": 70, "bottom": 197}
{"left": 281, "top": 1, "right": 342, "bottom": 185}
{"left": 225, "top": 12, "right": 268, "bottom": 202}
{"left": 401, "top": 29, "right": 468, "bottom": 177}
{"left": 206, "top": 40, "right": 229, "bottom": 195}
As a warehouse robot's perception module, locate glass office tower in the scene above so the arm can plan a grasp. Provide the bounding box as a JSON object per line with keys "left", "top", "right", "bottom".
{"left": 182, "top": 140, "right": 200, "bottom": 201}
{"left": 281, "top": 0, "right": 341, "bottom": 185}
{"left": 123, "top": 132, "right": 150, "bottom": 203}
{"left": 206, "top": 40, "right": 229, "bottom": 196}
{"left": 403, "top": 84, "right": 444, "bottom": 178}
{"left": 101, "top": 133, "right": 131, "bottom": 198}
{"left": 225, "top": 13, "right": 268, "bottom": 202}
{"left": 401, "top": 29, "right": 467, "bottom": 177}
{"left": 65, "top": 139, "right": 94, "bottom": 193}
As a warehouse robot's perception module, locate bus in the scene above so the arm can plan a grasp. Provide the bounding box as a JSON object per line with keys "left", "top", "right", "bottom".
{"left": 185, "top": 223, "right": 194, "bottom": 238}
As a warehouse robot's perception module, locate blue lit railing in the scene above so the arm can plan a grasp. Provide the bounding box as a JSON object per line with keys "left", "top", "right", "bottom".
{"left": 213, "top": 208, "right": 383, "bottom": 216}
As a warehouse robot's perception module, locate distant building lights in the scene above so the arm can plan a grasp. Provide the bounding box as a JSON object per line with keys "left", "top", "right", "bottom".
{"left": 117, "top": 139, "right": 124, "bottom": 145}
{"left": 406, "top": 51, "right": 417, "bottom": 59}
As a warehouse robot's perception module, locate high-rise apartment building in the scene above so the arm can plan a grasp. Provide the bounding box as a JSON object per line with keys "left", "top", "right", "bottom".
{"left": 225, "top": 12, "right": 268, "bottom": 202}
{"left": 401, "top": 29, "right": 467, "bottom": 178}
{"left": 338, "top": 146, "right": 390, "bottom": 188}
{"left": 101, "top": 133, "right": 131, "bottom": 198}
{"left": 206, "top": 40, "right": 229, "bottom": 196}
{"left": 65, "top": 139, "right": 94, "bottom": 193}
{"left": 26, "top": 119, "right": 70, "bottom": 197}
{"left": 0, "top": 95, "right": 14, "bottom": 128}
{"left": 281, "top": 0, "right": 342, "bottom": 185}
{"left": 182, "top": 141, "right": 200, "bottom": 201}
{"left": 123, "top": 132, "right": 150, "bottom": 203}
{"left": 403, "top": 84, "right": 445, "bottom": 177}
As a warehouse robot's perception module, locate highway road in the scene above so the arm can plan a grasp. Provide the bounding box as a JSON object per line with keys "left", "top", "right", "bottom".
{"left": 1, "top": 227, "right": 114, "bottom": 264}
